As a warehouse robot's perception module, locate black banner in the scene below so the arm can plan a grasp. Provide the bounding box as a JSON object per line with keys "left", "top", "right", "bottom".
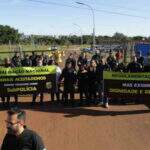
{"left": 104, "top": 71, "right": 150, "bottom": 99}
{"left": 0, "top": 66, "right": 56, "bottom": 96}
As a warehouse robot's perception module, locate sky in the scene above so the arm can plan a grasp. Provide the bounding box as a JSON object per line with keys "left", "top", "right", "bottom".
{"left": 0, "top": 0, "right": 150, "bottom": 36}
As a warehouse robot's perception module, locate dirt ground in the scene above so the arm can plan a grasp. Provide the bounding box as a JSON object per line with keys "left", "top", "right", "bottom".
{"left": 0, "top": 95, "right": 150, "bottom": 150}
{"left": 1, "top": 49, "right": 150, "bottom": 150}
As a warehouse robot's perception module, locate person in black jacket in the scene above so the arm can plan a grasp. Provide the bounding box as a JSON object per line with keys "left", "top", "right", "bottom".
{"left": 77, "top": 65, "right": 89, "bottom": 105}
{"left": 127, "top": 56, "right": 142, "bottom": 104}
{"left": 137, "top": 51, "right": 144, "bottom": 68}
{"left": 127, "top": 56, "right": 142, "bottom": 72}
{"left": 30, "top": 52, "right": 37, "bottom": 66}
{"left": 97, "top": 57, "right": 110, "bottom": 108}
{"left": 31, "top": 56, "right": 44, "bottom": 105}
{"left": 77, "top": 53, "right": 88, "bottom": 67}
{"left": 21, "top": 54, "right": 32, "bottom": 66}
{"left": 65, "top": 53, "right": 76, "bottom": 69}
{"left": 107, "top": 52, "right": 117, "bottom": 71}
{"left": 11, "top": 53, "right": 22, "bottom": 67}
{"left": 59, "top": 62, "right": 77, "bottom": 106}
{"left": 92, "top": 51, "right": 101, "bottom": 64}
{"left": 1, "top": 108, "right": 46, "bottom": 150}
{"left": 87, "top": 60, "right": 98, "bottom": 104}
{"left": 3, "top": 58, "right": 18, "bottom": 107}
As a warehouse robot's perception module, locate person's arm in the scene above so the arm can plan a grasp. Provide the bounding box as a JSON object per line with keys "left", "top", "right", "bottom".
{"left": 30, "top": 59, "right": 32, "bottom": 66}
{"left": 73, "top": 69, "right": 77, "bottom": 84}
{"left": 59, "top": 68, "right": 65, "bottom": 82}
{"left": 1, "top": 134, "right": 17, "bottom": 150}
{"left": 77, "top": 57, "right": 81, "bottom": 66}
{"left": 33, "top": 133, "right": 46, "bottom": 150}
{"left": 138, "top": 63, "right": 143, "bottom": 72}
{"left": 1, "top": 135, "right": 7, "bottom": 150}
{"left": 126, "top": 64, "right": 130, "bottom": 72}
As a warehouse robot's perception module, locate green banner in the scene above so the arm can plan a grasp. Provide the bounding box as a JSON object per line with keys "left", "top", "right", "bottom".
{"left": 104, "top": 71, "right": 150, "bottom": 81}
{"left": 0, "top": 65, "right": 56, "bottom": 76}
{"left": 0, "top": 66, "right": 56, "bottom": 96}
{"left": 103, "top": 71, "right": 150, "bottom": 99}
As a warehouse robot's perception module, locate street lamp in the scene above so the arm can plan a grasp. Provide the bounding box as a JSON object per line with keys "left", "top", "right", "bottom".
{"left": 76, "top": 1, "right": 95, "bottom": 50}
{"left": 73, "top": 23, "right": 83, "bottom": 45}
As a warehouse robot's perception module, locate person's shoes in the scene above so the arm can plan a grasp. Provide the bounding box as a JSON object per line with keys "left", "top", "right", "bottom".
{"left": 51, "top": 100, "right": 55, "bottom": 104}
{"left": 2, "top": 101, "right": 5, "bottom": 106}
{"left": 40, "top": 100, "right": 44, "bottom": 105}
{"left": 6, "top": 102, "right": 10, "bottom": 107}
{"left": 94, "top": 100, "right": 100, "bottom": 105}
{"left": 14, "top": 102, "right": 18, "bottom": 106}
{"left": 30, "top": 102, "right": 35, "bottom": 106}
{"left": 79, "top": 101, "right": 84, "bottom": 106}
{"left": 86, "top": 100, "right": 90, "bottom": 106}
{"left": 63, "top": 101, "right": 68, "bottom": 107}
{"left": 105, "top": 103, "right": 109, "bottom": 109}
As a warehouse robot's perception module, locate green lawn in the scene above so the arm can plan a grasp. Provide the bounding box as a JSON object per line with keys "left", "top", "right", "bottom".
{"left": 0, "top": 44, "right": 86, "bottom": 64}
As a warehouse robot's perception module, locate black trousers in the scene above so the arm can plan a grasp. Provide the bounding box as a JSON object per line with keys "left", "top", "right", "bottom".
{"left": 51, "top": 92, "right": 60, "bottom": 101}
{"left": 6, "top": 95, "right": 18, "bottom": 105}
{"left": 32, "top": 93, "right": 44, "bottom": 104}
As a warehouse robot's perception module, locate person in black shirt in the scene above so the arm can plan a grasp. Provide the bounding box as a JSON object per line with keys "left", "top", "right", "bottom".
{"left": 127, "top": 56, "right": 142, "bottom": 72}
{"left": 77, "top": 53, "right": 88, "bottom": 67}
{"left": 92, "top": 51, "right": 101, "bottom": 64}
{"left": 59, "top": 62, "right": 77, "bottom": 106}
{"left": 87, "top": 60, "right": 98, "bottom": 104}
{"left": 32, "top": 56, "right": 44, "bottom": 105}
{"left": 65, "top": 53, "right": 76, "bottom": 69}
{"left": 22, "top": 54, "right": 32, "bottom": 66}
{"left": 12, "top": 53, "right": 22, "bottom": 67}
{"left": 137, "top": 52, "right": 144, "bottom": 67}
{"left": 107, "top": 52, "right": 117, "bottom": 71}
{"left": 115, "top": 62, "right": 126, "bottom": 72}
{"left": 30, "top": 52, "right": 38, "bottom": 66}
{"left": 127, "top": 56, "right": 142, "bottom": 104}
{"left": 96, "top": 57, "right": 110, "bottom": 108}
{"left": 42, "top": 52, "right": 49, "bottom": 66}
{"left": 1, "top": 107, "right": 46, "bottom": 150}
{"left": 3, "top": 58, "right": 18, "bottom": 107}
{"left": 77, "top": 65, "right": 89, "bottom": 105}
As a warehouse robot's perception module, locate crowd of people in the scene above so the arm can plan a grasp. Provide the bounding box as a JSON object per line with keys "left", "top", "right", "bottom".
{"left": 0, "top": 49, "right": 148, "bottom": 108}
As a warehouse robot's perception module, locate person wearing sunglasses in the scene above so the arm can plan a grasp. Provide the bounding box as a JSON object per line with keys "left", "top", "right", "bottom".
{"left": 1, "top": 107, "right": 46, "bottom": 150}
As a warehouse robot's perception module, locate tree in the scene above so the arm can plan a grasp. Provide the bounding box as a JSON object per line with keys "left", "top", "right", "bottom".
{"left": 132, "top": 36, "right": 144, "bottom": 41}
{"left": 112, "top": 32, "right": 128, "bottom": 42}
{"left": 0, "top": 25, "right": 20, "bottom": 44}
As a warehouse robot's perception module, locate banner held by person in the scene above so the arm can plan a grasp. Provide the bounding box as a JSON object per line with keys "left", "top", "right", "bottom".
{"left": 104, "top": 71, "right": 150, "bottom": 99}
{"left": 0, "top": 65, "right": 56, "bottom": 96}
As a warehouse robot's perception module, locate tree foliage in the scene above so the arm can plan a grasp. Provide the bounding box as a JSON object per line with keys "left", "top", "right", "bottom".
{"left": 0, "top": 25, "right": 149, "bottom": 45}
{"left": 0, "top": 25, "right": 20, "bottom": 44}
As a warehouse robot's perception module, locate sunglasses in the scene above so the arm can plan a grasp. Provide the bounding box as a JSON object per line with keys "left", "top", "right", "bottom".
{"left": 5, "top": 120, "right": 19, "bottom": 126}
